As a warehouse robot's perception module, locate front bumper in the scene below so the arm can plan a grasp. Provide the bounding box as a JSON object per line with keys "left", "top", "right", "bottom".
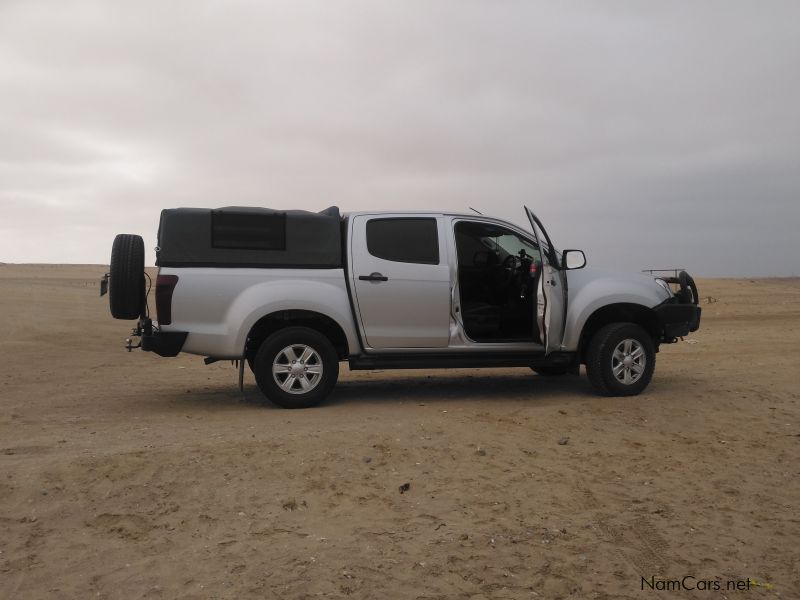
{"left": 654, "top": 302, "right": 701, "bottom": 340}
{"left": 141, "top": 329, "right": 188, "bottom": 357}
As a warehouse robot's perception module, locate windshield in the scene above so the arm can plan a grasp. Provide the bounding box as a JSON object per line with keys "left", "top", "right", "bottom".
{"left": 490, "top": 234, "right": 539, "bottom": 260}
{"left": 455, "top": 221, "right": 543, "bottom": 265}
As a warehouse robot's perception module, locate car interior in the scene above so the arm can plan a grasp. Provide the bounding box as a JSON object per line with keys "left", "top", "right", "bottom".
{"left": 454, "top": 221, "right": 542, "bottom": 342}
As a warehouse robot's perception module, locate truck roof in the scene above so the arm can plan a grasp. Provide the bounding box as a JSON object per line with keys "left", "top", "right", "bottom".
{"left": 343, "top": 210, "right": 488, "bottom": 218}
{"left": 342, "top": 210, "right": 533, "bottom": 234}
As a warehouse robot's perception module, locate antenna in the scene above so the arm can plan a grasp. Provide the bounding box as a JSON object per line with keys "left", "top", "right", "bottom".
{"left": 468, "top": 207, "right": 483, "bottom": 215}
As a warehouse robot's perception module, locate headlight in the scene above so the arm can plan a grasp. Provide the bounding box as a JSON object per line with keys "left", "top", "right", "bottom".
{"left": 654, "top": 278, "right": 672, "bottom": 295}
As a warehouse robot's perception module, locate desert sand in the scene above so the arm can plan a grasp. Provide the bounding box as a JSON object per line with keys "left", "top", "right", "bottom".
{"left": 1, "top": 264, "right": 798, "bottom": 599}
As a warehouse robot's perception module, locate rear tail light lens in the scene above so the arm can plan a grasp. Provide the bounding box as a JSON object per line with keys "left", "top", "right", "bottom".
{"left": 155, "top": 274, "right": 179, "bottom": 325}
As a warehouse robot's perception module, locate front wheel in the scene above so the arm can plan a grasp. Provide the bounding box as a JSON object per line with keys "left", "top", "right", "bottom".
{"left": 585, "top": 323, "right": 655, "bottom": 396}
{"left": 252, "top": 327, "right": 339, "bottom": 408}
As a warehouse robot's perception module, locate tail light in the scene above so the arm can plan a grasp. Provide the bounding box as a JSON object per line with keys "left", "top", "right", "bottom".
{"left": 155, "top": 274, "right": 179, "bottom": 325}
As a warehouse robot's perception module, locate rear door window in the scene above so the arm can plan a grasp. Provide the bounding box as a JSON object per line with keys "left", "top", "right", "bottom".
{"left": 366, "top": 218, "right": 439, "bottom": 265}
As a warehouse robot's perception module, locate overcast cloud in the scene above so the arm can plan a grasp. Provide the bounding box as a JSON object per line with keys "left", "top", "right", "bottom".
{"left": 0, "top": 1, "right": 798, "bottom": 275}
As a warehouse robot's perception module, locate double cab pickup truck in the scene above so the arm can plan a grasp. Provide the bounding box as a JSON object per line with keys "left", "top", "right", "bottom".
{"left": 103, "top": 206, "right": 700, "bottom": 408}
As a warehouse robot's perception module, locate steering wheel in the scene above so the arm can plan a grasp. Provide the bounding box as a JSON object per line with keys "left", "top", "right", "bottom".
{"left": 496, "top": 254, "right": 521, "bottom": 288}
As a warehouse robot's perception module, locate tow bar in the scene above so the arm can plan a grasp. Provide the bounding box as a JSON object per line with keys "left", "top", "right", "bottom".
{"left": 125, "top": 318, "right": 153, "bottom": 352}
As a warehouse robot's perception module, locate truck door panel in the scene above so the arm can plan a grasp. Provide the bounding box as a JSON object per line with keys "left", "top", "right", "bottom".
{"left": 351, "top": 215, "right": 451, "bottom": 349}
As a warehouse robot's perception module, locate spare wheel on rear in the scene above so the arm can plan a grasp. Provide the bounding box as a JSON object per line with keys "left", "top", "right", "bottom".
{"left": 109, "top": 233, "right": 146, "bottom": 320}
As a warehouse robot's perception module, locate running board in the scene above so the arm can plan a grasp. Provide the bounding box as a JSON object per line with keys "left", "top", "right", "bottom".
{"left": 348, "top": 351, "right": 576, "bottom": 371}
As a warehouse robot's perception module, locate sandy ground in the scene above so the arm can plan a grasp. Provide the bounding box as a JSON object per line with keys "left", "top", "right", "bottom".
{"left": 0, "top": 264, "right": 798, "bottom": 599}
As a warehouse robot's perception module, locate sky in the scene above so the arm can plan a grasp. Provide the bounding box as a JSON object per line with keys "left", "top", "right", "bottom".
{"left": 1, "top": 1, "right": 798, "bottom": 276}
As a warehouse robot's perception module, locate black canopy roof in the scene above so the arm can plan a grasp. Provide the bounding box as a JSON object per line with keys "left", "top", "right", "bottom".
{"left": 156, "top": 206, "right": 342, "bottom": 268}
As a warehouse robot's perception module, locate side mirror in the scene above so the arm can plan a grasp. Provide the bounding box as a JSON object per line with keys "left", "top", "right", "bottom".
{"left": 562, "top": 249, "right": 586, "bottom": 270}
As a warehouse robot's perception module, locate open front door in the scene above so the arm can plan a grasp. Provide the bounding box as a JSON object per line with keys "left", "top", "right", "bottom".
{"left": 524, "top": 207, "right": 565, "bottom": 354}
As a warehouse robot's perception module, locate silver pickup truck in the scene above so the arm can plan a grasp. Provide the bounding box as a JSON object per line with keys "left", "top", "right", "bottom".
{"left": 103, "top": 206, "right": 700, "bottom": 408}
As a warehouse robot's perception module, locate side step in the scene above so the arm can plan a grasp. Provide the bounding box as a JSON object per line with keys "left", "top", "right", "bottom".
{"left": 348, "top": 351, "right": 576, "bottom": 371}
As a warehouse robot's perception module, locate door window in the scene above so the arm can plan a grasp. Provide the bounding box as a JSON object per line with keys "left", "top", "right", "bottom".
{"left": 366, "top": 218, "right": 439, "bottom": 264}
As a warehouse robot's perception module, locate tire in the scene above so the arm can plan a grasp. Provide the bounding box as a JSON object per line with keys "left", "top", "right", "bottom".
{"left": 530, "top": 366, "right": 571, "bottom": 376}
{"left": 109, "top": 234, "right": 146, "bottom": 320}
{"left": 252, "top": 327, "right": 339, "bottom": 409}
{"left": 585, "top": 323, "right": 656, "bottom": 397}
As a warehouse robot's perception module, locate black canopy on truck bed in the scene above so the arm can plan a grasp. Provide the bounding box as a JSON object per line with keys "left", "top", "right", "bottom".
{"left": 156, "top": 206, "right": 342, "bottom": 268}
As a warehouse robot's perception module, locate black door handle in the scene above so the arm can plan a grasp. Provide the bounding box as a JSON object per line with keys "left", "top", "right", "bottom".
{"left": 359, "top": 272, "right": 389, "bottom": 282}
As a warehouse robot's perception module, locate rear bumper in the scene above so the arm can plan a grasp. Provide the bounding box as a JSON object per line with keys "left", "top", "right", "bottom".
{"left": 654, "top": 302, "right": 701, "bottom": 340}
{"left": 141, "top": 329, "right": 188, "bottom": 357}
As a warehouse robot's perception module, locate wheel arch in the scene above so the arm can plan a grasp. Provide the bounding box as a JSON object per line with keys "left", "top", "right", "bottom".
{"left": 577, "top": 303, "right": 660, "bottom": 363}
{"left": 245, "top": 310, "right": 350, "bottom": 361}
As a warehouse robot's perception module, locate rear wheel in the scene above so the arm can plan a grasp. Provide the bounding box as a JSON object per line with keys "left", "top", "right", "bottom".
{"left": 586, "top": 323, "right": 655, "bottom": 396}
{"left": 109, "top": 234, "right": 146, "bottom": 320}
{"left": 245, "top": 347, "right": 257, "bottom": 372}
{"left": 252, "top": 327, "right": 339, "bottom": 408}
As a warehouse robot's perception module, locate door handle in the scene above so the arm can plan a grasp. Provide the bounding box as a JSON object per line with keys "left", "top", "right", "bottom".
{"left": 359, "top": 272, "right": 389, "bottom": 282}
